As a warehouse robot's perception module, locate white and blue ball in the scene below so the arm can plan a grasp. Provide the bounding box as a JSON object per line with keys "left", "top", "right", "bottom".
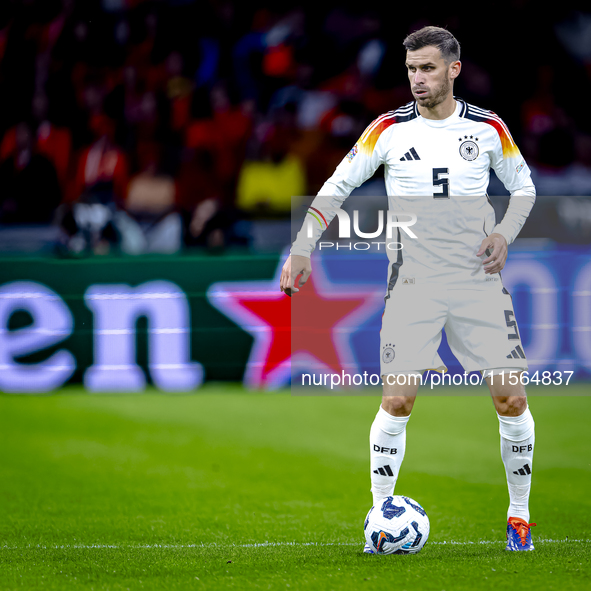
{"left": 364, "top": 495, "right": 430, "bottom": 555}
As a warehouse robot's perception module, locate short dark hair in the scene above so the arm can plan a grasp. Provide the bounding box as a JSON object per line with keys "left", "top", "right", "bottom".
{"left": 403, "top": 26, "right": 460, "bottom": 63}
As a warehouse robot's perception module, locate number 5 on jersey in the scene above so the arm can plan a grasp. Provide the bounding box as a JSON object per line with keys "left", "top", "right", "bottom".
{"left": 433, "top": 168, "right": 449, "bottom": 198}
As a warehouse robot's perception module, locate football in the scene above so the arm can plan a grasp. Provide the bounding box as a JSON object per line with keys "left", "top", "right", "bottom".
{"left": 364, "top": 495, "right": 430, "bottom": 555}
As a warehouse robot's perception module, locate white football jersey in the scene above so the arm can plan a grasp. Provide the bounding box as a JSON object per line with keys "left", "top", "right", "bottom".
{"left": 292, "top": 98, "right": 536, "bottom": 290}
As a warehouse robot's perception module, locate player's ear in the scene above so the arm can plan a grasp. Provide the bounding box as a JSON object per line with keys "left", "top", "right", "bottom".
{"left": 449, "top": 60, "right": 461, "bottom": 80}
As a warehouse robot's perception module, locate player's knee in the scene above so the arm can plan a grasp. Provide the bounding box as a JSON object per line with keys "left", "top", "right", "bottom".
{"left": 381, "top": 395, "right": 415, "bottom": 417}
{"left": 494, "top": 395, "right": 528, "bottom": 417}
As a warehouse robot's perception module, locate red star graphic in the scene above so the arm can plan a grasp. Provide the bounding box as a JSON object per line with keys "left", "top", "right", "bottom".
{"left": 207, "top": 258, "right": 381, "bottom": 389}
{"left": 238, "top": 274, "right": 365, "bottom": 383}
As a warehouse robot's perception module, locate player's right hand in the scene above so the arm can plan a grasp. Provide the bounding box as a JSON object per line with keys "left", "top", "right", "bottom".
{"left": 280, "top": 255, "right": 312, "bottom": 297}
{"left": 477, "top": 233, "right": 508, "bottom": 275}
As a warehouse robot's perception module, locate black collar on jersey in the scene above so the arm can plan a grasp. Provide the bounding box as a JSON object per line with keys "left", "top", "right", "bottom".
{"left": 455, "top": 97, "right": 468, "bottom": 117}
{"left": 393, "top": 101, "right": 419, "bottom": 122}
{"left": 404, "top": 97, "right": 467, "bottom": 120}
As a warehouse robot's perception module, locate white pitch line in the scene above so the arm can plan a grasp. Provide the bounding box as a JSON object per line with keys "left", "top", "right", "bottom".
{"left": 1, "top": 539, "right": 589, "bottom": 551}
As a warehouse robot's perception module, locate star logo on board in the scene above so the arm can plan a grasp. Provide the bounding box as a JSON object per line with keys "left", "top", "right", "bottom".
{"left": 207, "top": 255, "right": 383, "bottom": 389}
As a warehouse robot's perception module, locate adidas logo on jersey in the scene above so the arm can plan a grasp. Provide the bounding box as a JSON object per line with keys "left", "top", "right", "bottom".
{"left": 507, "top": 345, "right": 526, "bottom": 359}
{"left": 513, "top": 463, "right": 531, "bottom": 476}
{"left": 400, "top": 147, "right": 421, "bottom": 161}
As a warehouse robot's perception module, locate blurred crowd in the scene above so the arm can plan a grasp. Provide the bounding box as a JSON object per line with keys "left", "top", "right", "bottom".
{"left": 0, "top": 0, "right": 590, "bottom": 255}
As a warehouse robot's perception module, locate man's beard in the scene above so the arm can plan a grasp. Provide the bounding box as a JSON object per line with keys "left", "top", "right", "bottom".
{"left": 417, "top": 75, "right": 451, "bottom": 109}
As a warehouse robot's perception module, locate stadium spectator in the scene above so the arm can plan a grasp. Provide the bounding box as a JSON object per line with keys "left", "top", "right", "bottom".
{"left": 0, "top": 94, "right": 72, "bottom": 195}
{"left": 0, "top": 121, "right": 61, "bottom": 224}
{"left": 0, "top": 1, "right": 590, "bottom": 254}
{"left": 118, "top": 142, "right": 181, "bottom": 254}
{"left": 184, "top": 84, "right": 253, "bottom": 196}
{"left": 236, "top": 124, "right": 306, "bottom": 215}
{"left": 72, "top": 113, "right": 129, "bottom": 205}
{"left": 176, "top": 147, "right": 248, "bottom": 250}
{"left": 31, "top": 92, "right": 72, "bottom": 192}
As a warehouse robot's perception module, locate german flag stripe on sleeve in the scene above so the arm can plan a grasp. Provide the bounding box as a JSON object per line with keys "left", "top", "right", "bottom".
{"left": 307, "top": 206, "right": 328, "bottom": 229}
{"left": 358, "top": 103, "right": 418, "bottom": 156}
{"left": 465, "top": 105, "right": 521, "bottom": 159}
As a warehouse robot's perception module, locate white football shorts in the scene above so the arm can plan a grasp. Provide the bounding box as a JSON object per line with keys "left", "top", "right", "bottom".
{"left": 379, "top": 281, "right": 528, "bottom": 376}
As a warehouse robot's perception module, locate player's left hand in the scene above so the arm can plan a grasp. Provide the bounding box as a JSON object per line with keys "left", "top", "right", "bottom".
{"left": 477, "top": 233, "right": 508, "bottom": 275}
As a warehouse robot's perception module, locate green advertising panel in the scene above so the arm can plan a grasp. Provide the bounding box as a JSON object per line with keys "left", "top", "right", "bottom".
{"left": 0, "top": 254, "right": 281, "bottom": 392}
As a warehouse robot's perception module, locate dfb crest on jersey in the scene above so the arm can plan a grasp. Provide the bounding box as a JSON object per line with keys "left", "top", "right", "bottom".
{"left": 382, "top": 343, "right": 395, "bottom": 363}
{"left": 459, "top": 137, "right": 479, "bottom": 161}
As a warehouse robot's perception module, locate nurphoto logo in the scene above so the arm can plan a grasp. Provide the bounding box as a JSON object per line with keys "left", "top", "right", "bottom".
{"left": 305, "top": 208, "right": 418, "bottom": 251}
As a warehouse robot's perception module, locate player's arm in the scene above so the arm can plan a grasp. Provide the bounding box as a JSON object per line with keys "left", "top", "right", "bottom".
{"left": 479, "top": 120, "right": 536, "bottom": 275}
{"left": 280, "top": 121, "right": 388, "bottom": 296}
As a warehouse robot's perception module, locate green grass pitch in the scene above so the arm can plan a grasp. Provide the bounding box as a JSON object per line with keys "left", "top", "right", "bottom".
{"left": 1, "top": 384, "right": 590, "bottom": 590}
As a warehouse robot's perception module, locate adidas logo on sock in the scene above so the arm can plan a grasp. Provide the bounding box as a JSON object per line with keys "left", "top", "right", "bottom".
{"left": 373, "top": 465, "right": 394, "bottom": 476}
{"left": 400, "top": 148, "right": 421, "bottom": 161}
{"left": 506, "top": 345, "right": 526, "bottom": 359}
{"left": 513, "top": 463, "right": 531, "bottom": 476}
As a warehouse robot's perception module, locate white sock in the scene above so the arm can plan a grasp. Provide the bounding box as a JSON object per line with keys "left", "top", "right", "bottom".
{"left": 370, "top": 406, "right": 410, "bottom": 506}
{"left": 498, "top": 406, "right": 535, "bottom": 521}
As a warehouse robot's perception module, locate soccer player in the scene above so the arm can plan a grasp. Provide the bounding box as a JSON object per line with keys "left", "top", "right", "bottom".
{"left": 280, "top": 26, "right": 537, "bottom": 551}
